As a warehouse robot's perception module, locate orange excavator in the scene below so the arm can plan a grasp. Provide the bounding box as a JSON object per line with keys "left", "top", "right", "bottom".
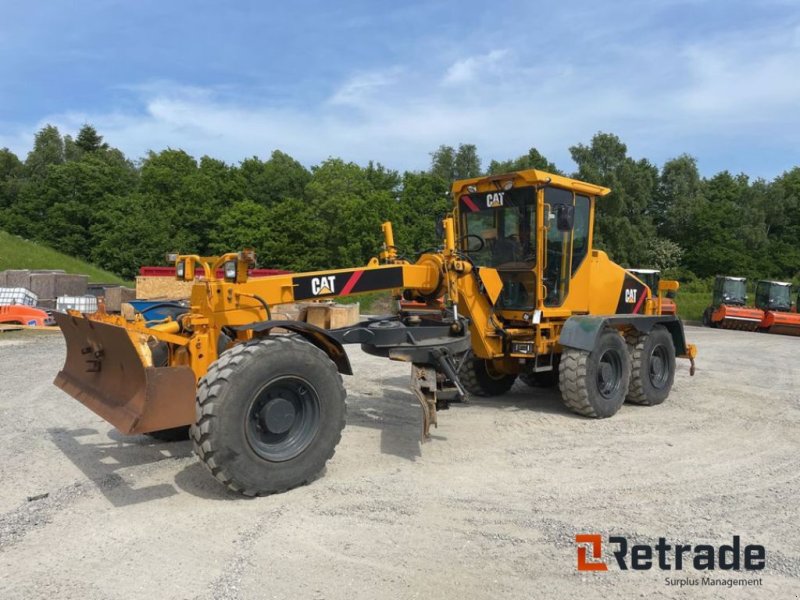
{"left": 755, "top": 280, "right": 800, "bottom": 336}
{"left": 702, "top": 276, "right": 764, "bottom": 331}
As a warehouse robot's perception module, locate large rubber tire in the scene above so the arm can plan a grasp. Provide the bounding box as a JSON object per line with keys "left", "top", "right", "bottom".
{"left": 702, "top": 307, "right": 713, "bottom": 328}
{"left": 625, "top": 326, "right": 675, "bottom": 406}
{"left": 558, "top": 328, "right": 631, "bottom": 418}
{"left": 191, "top": 336, "right": 346, "bottom": 496}
{"left": 460, "top": 355, "right": 517, "bottom": 396}
{"left": 147, "top": 426, "right": 190, "bottom": 442}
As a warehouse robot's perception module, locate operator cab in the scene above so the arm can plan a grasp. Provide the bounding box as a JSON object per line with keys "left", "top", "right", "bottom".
{"left": 755, "top": 280, "right": 792, "bottom": 312}
{"left": 712, "top": 276, "right": 747, "bottom": 307}
{"left": 457, "top": 177, "right": 592, "bottom": 311}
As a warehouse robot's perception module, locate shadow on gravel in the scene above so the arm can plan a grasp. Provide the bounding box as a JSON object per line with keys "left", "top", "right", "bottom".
{"left": 346, "top": 390, "right": 425, "bottom": 462}
{"left": 379, "top": 373, "right": 582, "bottom": 417}
{"left": 172, "top": 462, "right": 256, "bottom": 501}
{"left": 467, "top": 385, "right": 583, "bottom": 418}
{"left": 47, "top": 427, "right": 192, "bottom": 507}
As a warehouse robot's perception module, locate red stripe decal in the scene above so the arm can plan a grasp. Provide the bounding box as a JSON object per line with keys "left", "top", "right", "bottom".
{"left": 633, "top": 290, "right": 646, "bottom": 314}
{"left": 340, "top": 270, "right": 364, "bottom": 296}
{"left": 461, "top": 195, "right": 479, "bottom": 212}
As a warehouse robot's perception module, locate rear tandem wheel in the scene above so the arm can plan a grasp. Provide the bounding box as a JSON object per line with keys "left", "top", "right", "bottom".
{"left": 558, "top": 327, "right": 631, "bottom": 418}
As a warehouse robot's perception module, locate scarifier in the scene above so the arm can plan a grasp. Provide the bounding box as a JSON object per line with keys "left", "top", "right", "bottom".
{"left": 702, "top": 276, "right": 764, "bottom": 331}
{"left": 54, "top": 169, "right": 697, "bottom": 496}
{"left": 755, "top": 280, "right": 800, "bottom": 336}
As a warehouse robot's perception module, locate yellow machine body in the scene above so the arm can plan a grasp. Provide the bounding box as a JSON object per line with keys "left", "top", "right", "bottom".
{"left": 54, "top": 168, "right": 695, "bottom": 436}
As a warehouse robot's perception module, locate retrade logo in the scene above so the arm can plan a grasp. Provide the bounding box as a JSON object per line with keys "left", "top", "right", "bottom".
{"left": 576, "top": 534, "right": 608, "bottom": 571}
{"left": 575, "top": 534, "right": 766, "bottom": 572}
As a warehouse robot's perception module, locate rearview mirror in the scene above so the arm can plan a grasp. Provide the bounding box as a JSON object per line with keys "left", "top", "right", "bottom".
{"left": 556, "top": 204, "right": 575, "bottom": 231}
{"left": 435, "top": 217, "right": 445, "bottom": 239}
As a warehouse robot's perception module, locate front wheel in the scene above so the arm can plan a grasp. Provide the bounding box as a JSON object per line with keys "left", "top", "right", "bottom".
{"left": 460, "top": 355, "right": 517, "bottom": 396}
{"left": 558, "top": 328, "right": 631, "bottom": 418}
{"left": 191, "top": 336, "right": 346, "bottom": 496}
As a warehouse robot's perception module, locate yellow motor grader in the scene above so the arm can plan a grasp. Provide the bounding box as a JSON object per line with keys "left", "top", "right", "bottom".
{"left": 54, "top": 169, "right": 696, "bottom": 496}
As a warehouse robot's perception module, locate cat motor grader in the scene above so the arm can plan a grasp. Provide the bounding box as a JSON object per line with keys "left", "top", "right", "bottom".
{"left": 54, "top": 169, "right": 696, "bottom": 496}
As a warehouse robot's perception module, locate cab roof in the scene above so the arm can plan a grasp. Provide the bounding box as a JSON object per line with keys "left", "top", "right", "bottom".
{"left": 452, "top": 169, "right": 611, "bottom": 198}
{"left": 758, "top": 280, "right": 792, "bottom": 287}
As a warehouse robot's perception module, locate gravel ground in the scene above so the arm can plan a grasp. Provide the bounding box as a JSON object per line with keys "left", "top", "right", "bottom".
{"left": 0, "top": 326, "right": 798, "bottom": 599}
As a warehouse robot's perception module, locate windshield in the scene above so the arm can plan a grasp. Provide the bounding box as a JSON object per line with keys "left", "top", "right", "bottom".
{"left": 722, "top": 279, "right": 747, "bottom": 304}
{"left": 771, "top": 284, "right": 792, "bottom": 309}
{"left": 459, "top": 186, "right": 536, "bottom": 269}
{"left": 460, "top": 186, "right": 537, "bottom": 310}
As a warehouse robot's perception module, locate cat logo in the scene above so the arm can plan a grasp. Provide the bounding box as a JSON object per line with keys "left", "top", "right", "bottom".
{"left": 311, "top": 275, "right": 337, "bottom": 296}
{"left": 625, "top": 289, "right": 638, "bottom": 304}
{"left": 486, "top": 192, "right": 504, "bottom": 208}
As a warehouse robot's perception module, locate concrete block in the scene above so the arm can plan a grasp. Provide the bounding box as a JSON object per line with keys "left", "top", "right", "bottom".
{"left": 104, "top": 286, "right": 136, "bottom": 312}
{"left": 0, "top": 272, "right": 7, "bottom": 287}
{"left": 29, "top": 273, "right": 58, "bottom": 301}
{"left": 6, "top": 270, "right": 31, "bottom": 289}
{"left": 54, "top": 274, "right": 88, "bottom": 297}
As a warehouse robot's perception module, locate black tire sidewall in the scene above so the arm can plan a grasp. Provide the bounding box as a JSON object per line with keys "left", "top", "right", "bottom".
{"left": 210, "top": 339, "right": 345, "bottom": 493}
{"left": 474, "top": 358, "right": 517, "bottom": 395}
{"left": 584, "top": 329, "right": 631, "bottom": 418}
{"left": 635, "top": 327, "right": 676, "bottom": 405}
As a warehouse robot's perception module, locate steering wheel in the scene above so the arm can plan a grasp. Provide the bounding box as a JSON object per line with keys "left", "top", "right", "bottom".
{"left": 459, "top": 234, "right": 485, "bottom": 253}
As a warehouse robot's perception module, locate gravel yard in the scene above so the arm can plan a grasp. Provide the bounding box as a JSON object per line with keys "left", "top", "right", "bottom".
{"left": 0, "top": 326, "right": 798, "bottom": 599}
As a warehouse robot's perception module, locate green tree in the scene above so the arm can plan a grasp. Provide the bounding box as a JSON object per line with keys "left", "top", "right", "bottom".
{"left": 430, "top": 143, "right": 481, "bottom": 181}
{"left": 569, "top": 132, "right": 658, "bottom": 266}
{"left": 238, "top": 150, "right": 310, "bottom": 207}
{"left": 394, "top": 171, "right": 450, "bottom": 256}
{"left": 305, "top": 158, "right": 397, "bottom": 268}
{"left": 488, "top": 147, "right": 560, "bottom": 175}
{"left": 25, "top": 125, "right": 64, "bottom": 178}
{"left": 90, "top": 193, "right": 171, "bottom": 279}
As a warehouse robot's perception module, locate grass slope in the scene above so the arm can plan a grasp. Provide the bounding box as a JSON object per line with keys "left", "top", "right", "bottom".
{"left": 0, "top": 231, "right": 125, "bottom": 284}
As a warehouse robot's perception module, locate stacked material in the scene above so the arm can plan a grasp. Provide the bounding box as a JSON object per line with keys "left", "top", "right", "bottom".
{"left": 299, "top": 302, "right": 361, "bottom": 329}
{"left": 0, "top": 270, "right": 88, "bottom": 309}
{"left": 135, "top": 276, "right": 194, "bottom": 300}
{"left": 0, "top": 287, "right": 38, "bottom": 307}
{"left": 56, "top": 296, "right": 99, "bottom": 314}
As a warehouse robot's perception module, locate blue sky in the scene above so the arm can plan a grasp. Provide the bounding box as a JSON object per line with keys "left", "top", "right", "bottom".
{"left": 1, "top": 0, "right": 799, "bottom": 178}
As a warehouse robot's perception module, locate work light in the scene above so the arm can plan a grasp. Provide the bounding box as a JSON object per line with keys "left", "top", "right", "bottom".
{"left": 224, "top": 260, "right": 237, "bottom": 282}
{"left": 176, "top": 260, "right": 185, "bottom": 279}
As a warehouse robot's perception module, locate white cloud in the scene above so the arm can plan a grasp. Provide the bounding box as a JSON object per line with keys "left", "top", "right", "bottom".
{"left": 2, "top": 20, "right": 800, "bottom": 178}
{"left": 329, "top": 69, "right": 401, "bottom": 107}
{"left": 442, "top": 49, "right": 509, "bottom": 85}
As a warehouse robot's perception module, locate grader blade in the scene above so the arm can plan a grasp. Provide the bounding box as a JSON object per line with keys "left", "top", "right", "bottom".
{"left": 53, "top": 312, "right": 197, "bottom": 435}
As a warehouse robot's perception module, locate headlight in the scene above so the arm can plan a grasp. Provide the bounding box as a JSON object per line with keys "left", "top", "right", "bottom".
{"left": 176, "top": 260, "right": 185, "bottom": 279}
{"left": 224, "top": 260, "right": 237, "bottom": 282}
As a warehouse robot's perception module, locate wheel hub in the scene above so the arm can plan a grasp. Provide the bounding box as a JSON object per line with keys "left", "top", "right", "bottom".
{"left": 260, "top": 397, "right": 296, "bottom": 434}
{"left": 246, "top": 377, "right": 321, "bottom": 462}
{"left": 649, "top": 345, "right": 669, "bottom": 389}
{"left": 597, "top": 349, "right": 622, "bottom": 399}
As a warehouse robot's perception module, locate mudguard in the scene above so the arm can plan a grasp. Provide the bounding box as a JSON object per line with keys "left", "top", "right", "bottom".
{"left": 559, "top": 314, "right": 689, "bottom": 356}
{"left": 234, "top": 319, "right": 353, "bottom": 375}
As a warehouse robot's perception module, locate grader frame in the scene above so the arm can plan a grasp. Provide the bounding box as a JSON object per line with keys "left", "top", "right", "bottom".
{"left": 54, "top": 169, "right": 696, "bottom": 496}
